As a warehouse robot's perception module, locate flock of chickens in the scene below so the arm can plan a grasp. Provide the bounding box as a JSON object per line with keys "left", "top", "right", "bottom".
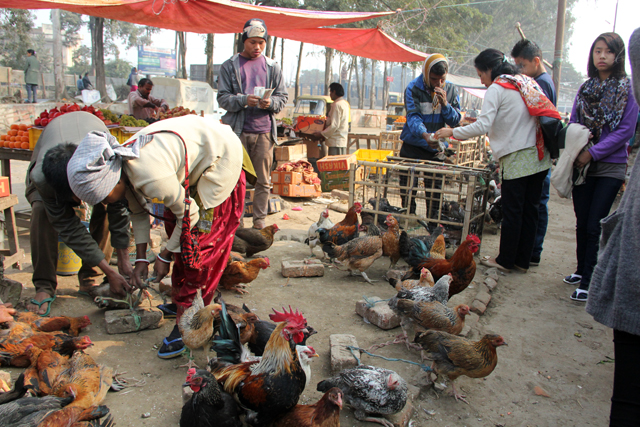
{"left": 0, "top": 312, "right": 116, "bottom": 426}
{"left": 0, "top": 197, "right": 508, "bottom": 426}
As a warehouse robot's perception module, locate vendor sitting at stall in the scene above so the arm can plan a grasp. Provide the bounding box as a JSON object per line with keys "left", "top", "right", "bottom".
{"left": 128, "top": 78, "right": 169, "bottom": 121}
{"left": 63, "top": 115, "right": 255, "bottom": 359}
{"left": 399, "top": 54, "right": 461, "bottom": 215}
{"left": 26, "top": 111, "right": 134, "bottom": 316}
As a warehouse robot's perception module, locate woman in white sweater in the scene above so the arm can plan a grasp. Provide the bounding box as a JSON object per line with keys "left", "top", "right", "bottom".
{"left": 437, "top": 49, "right": 559, "bottom": 273}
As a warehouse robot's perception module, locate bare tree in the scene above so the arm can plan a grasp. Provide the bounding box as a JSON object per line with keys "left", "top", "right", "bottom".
{"left": 294, "top": 42, "right": 304, "bottom": 100}
{"left": 347, "top": 56, "right": 355, "bottom": 104}
{"left": 177, "top": 31, "right": 187, "bottom": 79}
{"left": 51, "top": 10, "right": 65, "bottom": 101}
{"left": 324, "top": 48, "right": 333, "bottom": 95}
{"left": 89, "top": 16, "right": 106, "bottom": 96}
{"left": 205, "top": 33, "right": 214, "bottom": 87}
{"left": 369, "top": 59, "right": 376, "bottom": 109}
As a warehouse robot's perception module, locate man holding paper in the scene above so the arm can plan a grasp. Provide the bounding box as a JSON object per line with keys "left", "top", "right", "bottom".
{"left": 218, "top": 18, "right": 288, "bottom": 229}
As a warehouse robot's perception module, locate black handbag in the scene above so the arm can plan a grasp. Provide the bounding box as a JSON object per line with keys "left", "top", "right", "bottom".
{"left": 539, "top": 116, "right": 564, "bottom": 159}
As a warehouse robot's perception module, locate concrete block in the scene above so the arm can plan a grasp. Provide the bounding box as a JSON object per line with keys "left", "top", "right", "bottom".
{"left": 385, "top": 400, "right": 414, "bottom": 427}
{"left": 483, "top": 267, "right": 500, "bottom": 281}
{"left": 355, "top": 296, "right": 382, "bottom": 318}
{"left": 331, "top": 190, "right": 350, "bottom": 201}
{"left": 159, "top": 278, "right": 172, "bottom": 295}
{"left": 105, "top": 307, "right": 164, "bottom": 334}
{"left": 475, "top": 290, "right": 492, "bottom": 306}
{"left": 367, "top": 303, "right": 401, "bottom": 330}
{"left": 281, "top": 259, "right": 324, "bottom": 277}
{"left": 477, "top": 283, "right": 491, "bottom": 295}
{"left": 484, "top": 277, "right": 498, "bottom": 291}
{"left": 470, "top": 299, "right": 487, "bottom": 316}
{"left": 330, "top": 334, "right": 359, "bottom": 374}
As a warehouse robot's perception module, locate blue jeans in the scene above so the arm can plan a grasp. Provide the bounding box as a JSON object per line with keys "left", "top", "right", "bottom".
{"left": 25, "top": 84, "right": 37, "bottom": 102}
{"left": 532, "top": 169, "right": 551, "bottom": 258}
{"left": 572, "top": 176, "right": 623, "bottom": 290}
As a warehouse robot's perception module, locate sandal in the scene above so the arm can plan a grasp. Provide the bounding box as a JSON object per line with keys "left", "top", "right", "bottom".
{"left": 29, "top": 295, "right": 56, "bottom": 317}
{"left": 157, "top": 337, "right": 187, "bottom": 359}
{"left": 157, "top": 303, "right": 177, "bottom": 319}
{"left": 513, "top": 265, "right": 528, "bottom": 274}
{"left": 570, "top": 289, "right": 588, "bottom": 302}
{"left": 480, "top": 256, "right": 512, "bottom": 273}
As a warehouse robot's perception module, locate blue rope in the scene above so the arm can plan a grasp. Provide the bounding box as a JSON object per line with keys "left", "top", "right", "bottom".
{"left": 363, "top": 295, "right": 392, "bottom": 308}
{"left": 347, "top": 345, "right": 433, "bottom": 373}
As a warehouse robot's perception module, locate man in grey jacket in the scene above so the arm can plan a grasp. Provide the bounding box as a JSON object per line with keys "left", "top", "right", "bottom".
{"left": 217, "top": 18, "right": 288, "bottom": 229}
{"left": 25, "top": 112, "right": 134, "bottom": 315}
{"left": 24, "top": 49, "right": 40, "bottom": 103}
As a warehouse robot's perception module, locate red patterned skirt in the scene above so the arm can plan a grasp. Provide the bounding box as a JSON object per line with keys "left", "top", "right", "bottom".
{"left": 164, "top": 171, "right": 246, "bottom": 319}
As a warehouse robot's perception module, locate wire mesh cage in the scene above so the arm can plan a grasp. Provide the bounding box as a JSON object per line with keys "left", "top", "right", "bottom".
{"left": 348, "top": 158, "right": 491, "bottom": 246}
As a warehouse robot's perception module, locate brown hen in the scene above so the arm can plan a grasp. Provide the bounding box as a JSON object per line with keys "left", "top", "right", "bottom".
{"left": 395, "top": 300, "right": 469, "bottom": 335}
{"left": 220, "top": 256, "right": 270, "bottom": 294}
{"left": 415, "top": 330, "right": 507, "bottom": 403}
{"left": 331, "top": 224, "right": 383, "bottom": 284}
{"left": 232, "top": 224, "right": 280, "bottom": 257}
{"left": 272, "top": 387, "right": 343, "bottom": 427}
{"left": 381, "top": 215, "right": 401, "bottom": 269}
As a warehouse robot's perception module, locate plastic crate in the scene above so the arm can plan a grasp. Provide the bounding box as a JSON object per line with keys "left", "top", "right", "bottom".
{"left": 354, "top": 149, "right": 393, "bottom": 174}
{"left": 28, "top": 127, "right": 44, "bottom": 150}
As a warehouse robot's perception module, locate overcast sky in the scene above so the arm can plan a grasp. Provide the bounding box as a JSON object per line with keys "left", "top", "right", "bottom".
{"left": 34, "top": 0, "right": 638, "bottom": 81}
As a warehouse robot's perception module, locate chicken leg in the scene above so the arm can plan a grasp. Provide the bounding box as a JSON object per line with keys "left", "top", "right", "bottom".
{"left": 450, "top": 381, "right": 469, "bottom": 404}
{"left": 355, "top": 409, "right": 394, "bottom": 427}
{"left": 361, "top": 272, "right": 375, "bottom": 284}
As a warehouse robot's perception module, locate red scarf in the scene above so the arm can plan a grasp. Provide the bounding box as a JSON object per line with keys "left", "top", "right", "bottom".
{"left": 493, "top": 75, "right": 561, "bottom": 160}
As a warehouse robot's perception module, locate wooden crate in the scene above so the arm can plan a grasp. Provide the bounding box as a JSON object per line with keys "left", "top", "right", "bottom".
{"left": 379, "top": 131, "right": 402, "bottom": 155}
{"left": 348, "top": 158, "right": 490, "bottom": 247}
{"left": 448, "top": 138, "right": 478, "bottom": 167}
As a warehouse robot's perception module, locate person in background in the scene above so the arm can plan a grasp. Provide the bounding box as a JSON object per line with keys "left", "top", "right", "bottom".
{"left": 316, "top": 82, "right": 350, "bottom": 156}
{"left": 217, "top": 18, "right": 288, "bottom": 230}
{"left": 437, "top": 49, "right": 559, "bottom": 273}
{"left": 564, "top": 32, "right": 638, "bottom": 302}
{"left": 586, "top": 26, "right": 640, "bottom": 425}
{"left": 64, "top": 115, "right": 254, "bottom": 360}
{"left": 398, "top": 54, "right": 461, "bottom": 216}
{"left": 128, "top": 78, "right": 169, "bottom": 121}
{"left": 26, "top": 112, "right": 134, "bottom": 316}
{"left": 24, "top": 49, "right": 40, "bottom": 104}
{"left": 76, "top": 74, "right": 85, "bottom": 95}
{"left": 511, "top": 39, "right": 557, "bottom": 268}
{"left": 127, "top": 67, "right": 139, "bottom": 92}
{"left": 82, "top": 72, "right": 93, "bottom": 90}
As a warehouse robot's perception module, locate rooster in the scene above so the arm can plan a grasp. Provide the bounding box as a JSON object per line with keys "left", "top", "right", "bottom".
{"left": 331, "top": 224, "right": 383, "bottom": 284}
{"left": 272, "top": 387, "right": 343, "bottom": 427}
{"left": 211, "top": 306, "right": 310, "bottom": 426}
{"left": 180, "top": 368, "right": 243, "bottom": 427}
{"left": 388, "top": 267, "right": 434, "bottom": 291}
{"left": 50, "top": 351, "right": 113, "bottom": 410}
{"left": 398, "top": 227, "right": 445, "bottom": 268}
{"left": 318, "top": 202, "right": 362, "bottom": 259}
{"left": 305, "top": 209, "right": 334, "bottom": 257}
{"left": 220, "top": 256, "right": 270, "bottom": 294}
{"left": 25, "top": 346, "right": 71, "bottom": 396}
{"left": 402, "top": 234, "right": 481, "bottom": 297}
{"left": 0, "top": 395, "right": 74, "bottom": 426}
{"left": 179, "top": 289, "right": 222, "bottom": 368}
{"left": 0, "top": 334, "right": 92, "bottom": 368}
{"left": 317, "top": 365, "right": 407, "bottom": 427}
{"left": 15, "top": 313, "right": 92, "bottom": 337}
{"left": 232, "top": 224, "right": 280, "bottom": 257}
{"left": 415, "top": 330, "right": 507, "bottom": 404}
{"left": 381, "top": 215, "right": 401, "bottom": 269}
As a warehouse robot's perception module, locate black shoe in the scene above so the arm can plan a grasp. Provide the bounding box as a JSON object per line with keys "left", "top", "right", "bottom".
{"left": 530, "top": 255, "right": 541, "bottom": 266}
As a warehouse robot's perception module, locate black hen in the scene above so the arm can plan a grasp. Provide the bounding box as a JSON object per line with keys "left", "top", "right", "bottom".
{"left": 210, "top": 298, "right": 249, "bottom": 364}
{"left": 398, "top": 227, "right": 443, "bottom": 268}
{"left": 181, "top": 368, "right": 242, "bottom": 427}
{"left": 0, "top": 373, "right": 27, "bottom": 405}
{"left": 0, "top": 395, "right": 73, "bottom": 426}
{"left": 317, "top": 365, "right": 407, "bottom": 426}
{"left": 487, "top": 196, "right": 503, "bottom": 225}
{"left": 368, "top": 197, "right": 406, "bottom": 214}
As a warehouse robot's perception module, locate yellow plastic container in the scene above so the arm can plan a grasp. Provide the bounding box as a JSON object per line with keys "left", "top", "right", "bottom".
{"left": 354, "top": 149, "right": 393, "bottom": 174}
{"left": 57, "top": 239, "right": 82, "bottom": 275}
{"left": 28, "top": 127, "right": 44, "bottom": 150}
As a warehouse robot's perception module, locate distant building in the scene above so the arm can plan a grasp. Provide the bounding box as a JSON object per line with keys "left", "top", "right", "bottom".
{"left": 31, "top": 24, "right": 78, "bottom": 68}
{"left": 190, "top": 64, "right": 221, "bottom": 88}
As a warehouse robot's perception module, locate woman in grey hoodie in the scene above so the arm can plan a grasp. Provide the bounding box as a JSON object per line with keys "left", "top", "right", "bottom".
{"left": 585, "top": 27, "right": 640, "bottom": 425}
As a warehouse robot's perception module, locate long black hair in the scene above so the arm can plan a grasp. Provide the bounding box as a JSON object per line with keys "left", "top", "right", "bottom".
{"left": 474, "top": 49, "right": 519, "bottom": 81}
{"left": 587, "top": 32, "right": 626, "bottom": 79}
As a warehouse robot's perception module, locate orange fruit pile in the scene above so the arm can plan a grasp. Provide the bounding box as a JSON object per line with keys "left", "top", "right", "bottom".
{"left": 1, "top": 124, "right": 31, "bottom": 149}
{"left": 394, "top": 116, "right": 407, "bottom": 123}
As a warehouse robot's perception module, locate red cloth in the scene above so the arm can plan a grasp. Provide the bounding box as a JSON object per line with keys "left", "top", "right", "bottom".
{"left": 494, "top": 75, "right": 561, "bottom": 160}
{"left": 164, "top": 171, "right": 246, "bottom": 319}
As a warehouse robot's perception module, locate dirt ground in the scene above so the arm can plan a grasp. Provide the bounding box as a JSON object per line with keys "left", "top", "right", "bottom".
{"left": 2, "top": 164, "right": 617, "bottom": 426}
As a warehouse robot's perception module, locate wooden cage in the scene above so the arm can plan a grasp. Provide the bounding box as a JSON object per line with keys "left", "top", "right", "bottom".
{"left": 348, "top": 158, "right": 491, "bottom": 246}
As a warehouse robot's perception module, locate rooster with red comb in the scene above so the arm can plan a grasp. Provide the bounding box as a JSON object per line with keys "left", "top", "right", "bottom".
{"left": 211, "top": 306, "right": 311, "bottom": 426}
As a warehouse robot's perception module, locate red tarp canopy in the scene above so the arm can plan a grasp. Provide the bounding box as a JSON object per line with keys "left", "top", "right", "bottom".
{"left": 271, "top": 27, "right": 428, "bottom": 62}
{"left": 2, "top": 0, "right": 428, "bottom": 62}
{"left": 1, "top": 0, "right": 394, "bottom": 32}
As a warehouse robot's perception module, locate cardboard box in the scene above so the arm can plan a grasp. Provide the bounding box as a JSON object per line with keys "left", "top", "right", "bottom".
{"left": 275, "top": 144, "right": 307, "bottom": 161}
{"left": 271, "top": 171, "right": 317, "bottom": 185}
{"left": 272, "top": 183, "right": 321, "bottom": 198}
{"left": 319, "top": 167, "right": 364, "bottom": 192}
{"left": 294, "top": 116, "right": 326, "bottom": 134}
{"left": 316, "top": 153, "right": 358, "bottom": 172}
{"left": 304, "top": 140, "right": 322, "bottom": 159}
{"left": 0, "top": 177, "right": 9, "bottom": 197}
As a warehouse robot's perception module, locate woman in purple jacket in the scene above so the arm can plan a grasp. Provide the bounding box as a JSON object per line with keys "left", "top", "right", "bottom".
{"left": 566, "top": 32, "right": 639, "bottom": 302}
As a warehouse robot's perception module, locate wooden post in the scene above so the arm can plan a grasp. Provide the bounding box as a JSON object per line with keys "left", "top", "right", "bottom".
{"left": 348, "top": 163, "right": 355, "bottom": 207}
{"left": 552, "top": 0, "right": 567, "bottom": 97}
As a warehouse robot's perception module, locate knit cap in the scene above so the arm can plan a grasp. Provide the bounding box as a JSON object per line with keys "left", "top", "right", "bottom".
{"left": 242, "top": 19, "right": 268, "bottom": 43}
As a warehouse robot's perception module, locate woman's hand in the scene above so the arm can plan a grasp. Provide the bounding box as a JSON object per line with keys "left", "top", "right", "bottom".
{"left": 152, "top": 249, "right": 173, "bottom": 283}
{"left": 435, "top": 128, "right": 454, "bottom": 139}
{"left": 132, "top": 262, "right": 149, "bottom": 288}
{"left": 574, "top": 150, "right": 593, "bottom": 169}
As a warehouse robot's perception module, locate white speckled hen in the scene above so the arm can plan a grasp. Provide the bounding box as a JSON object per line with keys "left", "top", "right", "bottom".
{"left": 316, "top": 365, "right": 407, "bottom": 427}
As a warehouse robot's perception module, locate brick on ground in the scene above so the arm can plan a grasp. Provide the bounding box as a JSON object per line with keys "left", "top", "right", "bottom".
{"left": 355, "top": 296, "right": 382, "bottom": 318}
{"left": 368, "top": 303, "right": 400, "bottom": 330}
{"left": 281, "top": 259, "right": 324, "bottom": 278}
{"left": 385, "top": 400, "right": 414, "bottom": 427}
{"left": 477, "top": 282, "right": 492, "bottom": 295}
{"left": 105, "top": 308, "right": 164, "bottom": 334}
{"left": 330, "top": 334, "right": 359, "bottom": 374}
{"left": 331, "top": 190, "right": 349, "bottom": 201}
{"left": 470, "top": 299, "right": 488, "bottom": 315}
{"left": 484, "top": 277, "right": 498, "bottom": 291}
{"left": 475, "top": 290, "right": 492, "bottom": 306}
